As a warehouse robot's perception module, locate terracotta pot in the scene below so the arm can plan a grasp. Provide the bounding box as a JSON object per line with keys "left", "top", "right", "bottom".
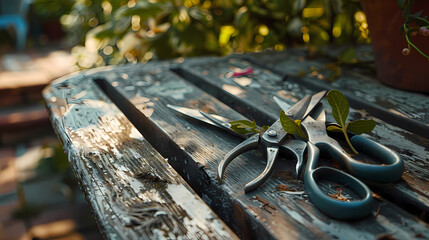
{"left": 361, "top": 0, "right": 429, "bottom": 93}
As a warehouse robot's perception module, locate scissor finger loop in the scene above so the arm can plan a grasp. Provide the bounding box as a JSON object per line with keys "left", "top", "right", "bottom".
{"left": 303, "top": 119, "right": 403, "bottom": 183}
{"left": 301, "top": 104, "right": 403, "bottom": 219}
{"left": 348, "top": 135, "right": 403, "bottom": 182}
{"left": 304, "top": 142, "right": 374, "bottom": 220}
{"left": 217, "top": 134, "right": 260, "bottom": 182}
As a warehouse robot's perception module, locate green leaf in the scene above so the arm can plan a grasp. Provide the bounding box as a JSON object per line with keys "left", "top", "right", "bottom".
{"left": 325, "top": 90, "right": 377, "bottom": 155}
{"left": 402, "top": 2, "right": 412, "bottom": 18}
{"left": 232, "top": 120, "right": 257, "bottom": 128}
{"left": 95, "top": 28, "right": 116, "bottom": 39}
{"left": 326, "top": 90, "right": 349, "bottom": 128}
{"left": 347, "top": 119, "right": 377, "bottom": 134}
{"left": 261, "top": 125, "right": 270, "bottom": 131}
{"left": 409, "top": 16, "right": 429, "bottom": 27}
{"left": 280, "top": 110, "right": 297, "bottom": 134}
{"left": 327, "top": 125, "right": 342, "bottom": 132}
{"left": 410, "top": 10, "right": 423, "bottom": 18}
{"left": 230, "top": 120, "right": 258, "bottom": 134}
{"left": 280, "top": 110, "right": 306, "bottom": 139}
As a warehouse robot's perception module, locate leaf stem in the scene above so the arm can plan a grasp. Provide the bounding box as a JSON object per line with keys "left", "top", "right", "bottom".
{"left": 404, "top": 24, "right": 429, "bottom": 59}
{"left": 416, "top": 16, "right": 429, "bottom": 25}
{"left": 343, "top": 129, "right": 358, "bottom": 155}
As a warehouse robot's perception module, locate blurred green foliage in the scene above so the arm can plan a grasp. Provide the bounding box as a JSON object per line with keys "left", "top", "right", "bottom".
{"left": 57, "top": 0, "right": 369, "bottom": 68}
{"left": 36, "top": 143, "right": 80, "bottom": 199}
{"left": 36, "top": 143, "right": 70, "bottom": 175}
{"left": 33, "top": 0, "right": 75, "bottom": 18}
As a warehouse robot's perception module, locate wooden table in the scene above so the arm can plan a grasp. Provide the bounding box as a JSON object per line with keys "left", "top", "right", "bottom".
{"left": 43, "top": 46, "right": 429, "bottom": 239}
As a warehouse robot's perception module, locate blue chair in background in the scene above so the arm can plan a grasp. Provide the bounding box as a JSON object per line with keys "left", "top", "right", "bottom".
{"left": 0, "top": 0, "right": 31, "bottom": 51}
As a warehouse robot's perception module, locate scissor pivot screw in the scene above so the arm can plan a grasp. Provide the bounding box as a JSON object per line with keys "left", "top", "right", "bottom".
{"left": 267, "top": 130, "right": 277, "bottom": 137}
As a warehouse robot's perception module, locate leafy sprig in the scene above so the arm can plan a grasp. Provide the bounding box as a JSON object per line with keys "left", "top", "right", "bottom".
{"left": 229, "top": 120, "right": 268, "bottom": 134}
{"left": 326, "top": 90, "right": 376, "bottom": 154}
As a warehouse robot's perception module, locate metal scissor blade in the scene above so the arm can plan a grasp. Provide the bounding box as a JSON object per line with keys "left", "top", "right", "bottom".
{"left": 309, "top": 103, "right": 326, "bottom": 122}
{"left": 273, "top": 95, "right": 311, "bottom": 121}
{"left": 273, "top": 96, "right": 291, "bottom": 115}
{"left": 303, "top": 90, "right": 327, "bottom": 120}
{"left": 274, "top": 91, "right": 327, "bottom": 121}
{"left": 167, "top": 104, "right": 233, "bottom": 128}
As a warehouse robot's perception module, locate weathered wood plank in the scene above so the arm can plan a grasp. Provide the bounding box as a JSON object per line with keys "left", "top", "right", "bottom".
{"left": 42, "top": 73, "right": 238, "bottom": 239}
{"left": 178, "top": 57, "right": 429, "bottom": 221}
{"left": 320, "top": 44, "right": 375, "bottom": 63}
{"left": 244, "top": 48, "right": 429, "bottom": 138}
{"left": 92, "top": 62, "right": 429, "bottom": 239}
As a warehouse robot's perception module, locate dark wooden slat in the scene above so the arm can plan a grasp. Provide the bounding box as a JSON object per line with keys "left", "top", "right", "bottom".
{"left": 178, "top": 57, "right": 429, "bottom": 221}
{"left": 42, "top": 73, "right": 238, "bottom": 239}
{"left": 243, "top": 49, "right": 429, "bottom": 138}
{"left": 319, "top": 44, "right": 375, "bottom": 63}
{"left": 94, "top": 63, "right": 429, "bottom": 239}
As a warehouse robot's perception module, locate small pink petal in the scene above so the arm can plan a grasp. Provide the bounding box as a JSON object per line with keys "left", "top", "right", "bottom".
{"left": 231, "top": 67, "right": 254, "bottom": 77}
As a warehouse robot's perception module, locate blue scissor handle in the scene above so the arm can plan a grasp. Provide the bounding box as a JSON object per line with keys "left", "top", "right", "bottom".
{"left": 319, "top": 134, "right": 404, "bottom": 183}
{"left": 305, "top": 142, "right": 374, "bottom": 219}
{"left": 348, "top": 135, "right": 403, "bottom": 182}
{"left": 305, "top": 121, "right": 403, "bottom": 183}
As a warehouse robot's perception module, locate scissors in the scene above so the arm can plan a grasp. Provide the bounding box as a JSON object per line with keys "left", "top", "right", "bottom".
{"left": 167, "top": 91, "right": 326, "bottom": 193}
{"left": 167, "top": 91, "right": 404, "bottom": 219}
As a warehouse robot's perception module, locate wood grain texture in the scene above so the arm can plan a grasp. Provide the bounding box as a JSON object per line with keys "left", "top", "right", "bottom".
{"left": 89, "top": 61, "right": 429, "bottom": 239}
{"left": 244, "top": 48, "right": 429, "bottom": 138}
{"left": 42, "top": 72, "right": 238, "bottom": 240}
